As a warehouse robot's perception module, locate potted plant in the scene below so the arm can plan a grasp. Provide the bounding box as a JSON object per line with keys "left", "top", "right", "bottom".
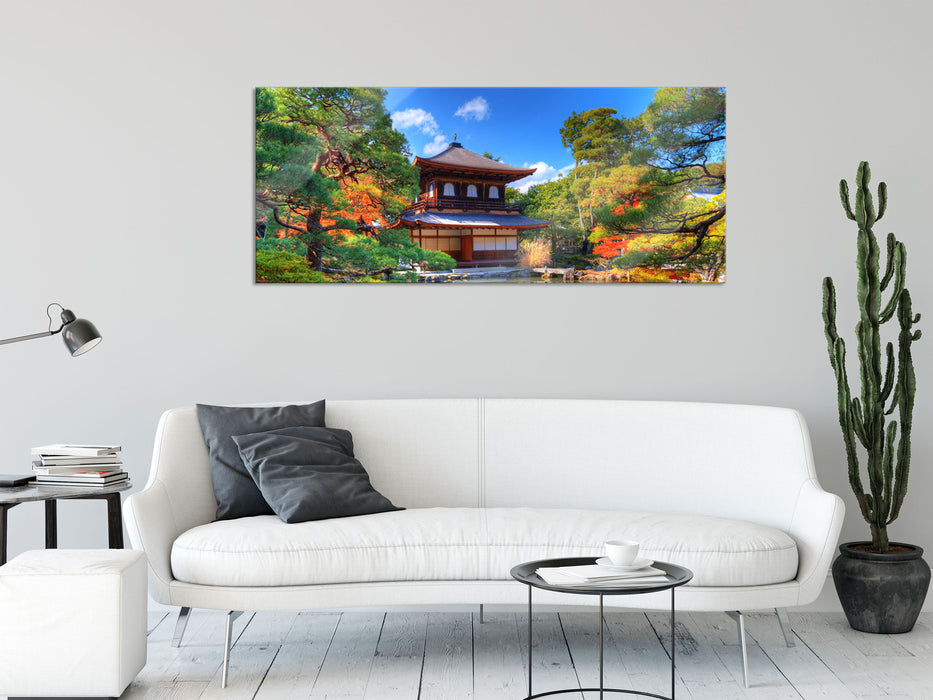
{"left": 822, "top": 161, "right": 929, "bottom": 633}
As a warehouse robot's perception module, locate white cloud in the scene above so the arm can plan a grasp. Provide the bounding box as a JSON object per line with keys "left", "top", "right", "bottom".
{"left": 423, "top": 134, "right": 449, "bottom": 156}
{"left": 512, "top": 161, "right": 575, "bottom": 193}
{"left": 391, "top": 108, "right": 439, "bottom": 135}
{"left": 454, "top": 96, "right": 490, "bottom": 121}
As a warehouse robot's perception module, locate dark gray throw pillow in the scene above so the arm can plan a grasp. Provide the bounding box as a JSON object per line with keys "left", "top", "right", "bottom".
{"left": 232, "top": 425, "right": 402, "bottom": 524}
{"left": 196, "top": 401, "right": 325, "bottom": 520}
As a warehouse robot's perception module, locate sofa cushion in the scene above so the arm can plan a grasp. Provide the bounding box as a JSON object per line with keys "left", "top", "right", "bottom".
{"left": 196, "top": 401, "right": 325, "bottom": 520}
{"left": 170, "top": 507, "right": 798, "bottom": 587}
{"left": 232, "top": 426, "right": 401, "bottom": 523}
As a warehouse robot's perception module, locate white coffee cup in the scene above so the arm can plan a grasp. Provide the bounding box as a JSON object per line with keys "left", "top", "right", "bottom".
{"left": 605, "top": 539, "right": 639, "bottom": 566}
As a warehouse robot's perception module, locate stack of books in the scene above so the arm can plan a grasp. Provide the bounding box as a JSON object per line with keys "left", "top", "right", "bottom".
{"left": 31, "top": 444, "right": 128, "bottom": 487}
{"left": 535, "top": 563, "right": 668, "bottom": 587}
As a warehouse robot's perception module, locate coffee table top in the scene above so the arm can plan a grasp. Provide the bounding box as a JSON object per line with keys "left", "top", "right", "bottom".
{"left": 511, "top": 556, "right": 693, "bottom": 596}
{"left": 0, "top": 480, "right": 132, "bottom": 504}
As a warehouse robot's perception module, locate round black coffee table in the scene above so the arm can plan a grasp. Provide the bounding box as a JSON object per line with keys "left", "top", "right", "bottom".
{"left": 510, "top": 556, "right": 693, "bottom": 700}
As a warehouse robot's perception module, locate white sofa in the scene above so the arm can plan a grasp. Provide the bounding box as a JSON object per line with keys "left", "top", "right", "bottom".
{"left": 124, "top": 399, "right": 844, "bottom": 687}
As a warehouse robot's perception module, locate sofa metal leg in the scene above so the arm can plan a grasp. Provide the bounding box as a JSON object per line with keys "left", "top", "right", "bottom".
{"left": 479, "top": 604, "right": 485, "bottom": 624}
{"left": 775, "top": 607, "right": 796, "bottom": 647}
{"left": 725, "top": 610, "right": 749, "bottom": 688}
{"left": 172, "top": 606, "right": 192, "bottom": 648}
{"left": 221, "top": 610, "right": 243, "bottom": 689}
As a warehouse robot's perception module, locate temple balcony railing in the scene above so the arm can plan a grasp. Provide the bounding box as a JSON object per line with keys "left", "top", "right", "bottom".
{"left": 402, "top": 195, "right": 525, "bottom": 216}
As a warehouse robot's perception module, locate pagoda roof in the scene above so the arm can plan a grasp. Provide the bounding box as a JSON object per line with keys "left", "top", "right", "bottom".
{"left": 414, "top": 142, "right": 537, "bottom": 182}
{"left": 396, "top": 211, "right": 550, "bottom": 230}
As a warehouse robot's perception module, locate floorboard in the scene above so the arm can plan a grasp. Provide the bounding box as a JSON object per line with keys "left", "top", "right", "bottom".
{"left": 519, "top": 613, "right": 582, "bottom": 698}
{"left": 417, "top": 612, "right": 473, "bottom": 700}
{"left": 471, "top": 612, "right": 527, "bottom": 698}
{"left": 308, "top": 612, "right": 385, "bottom": 699}
{"left": 742, "top": 612, "right": 855, "bottom": 699}
{"left": 363, "top": 612, "right": 428, "bottom": 699}
{"left": 253, "top": 613, "right": 341, "bottom": 700}
{"left": 108, "top": 611, "right": 933, "bottom": 700}
{"left": 602, "top": 611, "right": 689, "bottom": 698}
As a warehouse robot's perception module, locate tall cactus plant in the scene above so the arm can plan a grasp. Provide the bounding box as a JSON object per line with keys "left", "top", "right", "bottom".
{"left": 823, "top": 162, "right": 921, "bottom": 552}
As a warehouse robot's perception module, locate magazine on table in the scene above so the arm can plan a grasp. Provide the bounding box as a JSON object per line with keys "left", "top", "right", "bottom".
{"left": 31, "top": 444, "right": 121, "bottom": 457}
{"left": 536, "top": 564, "right": 669, "bottom": 587}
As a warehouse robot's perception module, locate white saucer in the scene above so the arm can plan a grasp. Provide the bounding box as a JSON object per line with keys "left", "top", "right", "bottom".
{"left": 595, "top": 557, "right": 654, "bottom": 571}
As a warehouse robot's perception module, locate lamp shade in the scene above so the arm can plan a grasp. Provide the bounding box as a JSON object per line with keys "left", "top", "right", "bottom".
{"left": 60, "top": 310, "right": 102, "bottom": 356}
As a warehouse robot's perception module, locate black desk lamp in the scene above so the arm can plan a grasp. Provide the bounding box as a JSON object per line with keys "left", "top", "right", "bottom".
{"left": 0, "top": 303, "right": 102, "bottom": 356}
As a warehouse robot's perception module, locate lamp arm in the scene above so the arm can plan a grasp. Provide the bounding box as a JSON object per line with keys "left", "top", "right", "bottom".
{"left": 1, "top": 303, "right": 101, "bottom": 356}
{"left": 0, "top": 330, "right": 57, "bottom": 346}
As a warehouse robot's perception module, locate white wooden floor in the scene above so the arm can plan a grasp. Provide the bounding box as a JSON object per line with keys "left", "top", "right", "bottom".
{"left": 120, "top": 609, "right": 933, "bottom": 699}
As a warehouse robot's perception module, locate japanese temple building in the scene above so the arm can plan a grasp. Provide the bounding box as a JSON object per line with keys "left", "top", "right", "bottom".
{"left": 391, "top": 142, "right": 550, "bottom": 266}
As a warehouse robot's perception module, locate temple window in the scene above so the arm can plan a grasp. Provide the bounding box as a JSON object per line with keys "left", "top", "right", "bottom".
{"left": 467, "top": 184, "right": 478, "bottom": 198}
{"left": 489, "top": 185, "right": 499, "bottom": 199}
{"left": 443, "top": 182, "right": 455, "bottom": 196}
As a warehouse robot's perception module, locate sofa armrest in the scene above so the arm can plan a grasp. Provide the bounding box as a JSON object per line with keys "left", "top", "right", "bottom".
{"left": 123, "top": 481, "right": 178, "bottom": 605}
{"left": 787, "top": 478, "right": 845, "bottom": 605}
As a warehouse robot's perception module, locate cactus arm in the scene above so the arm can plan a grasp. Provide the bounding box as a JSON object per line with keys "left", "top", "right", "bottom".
{"left": 831, "top": 337, "right": 870, "bottom": 522}
{"left": 856, "top": 161, "right": 877, "bottom": 229}
{"left": 877, "top": 181, "right": 887, "bottom": 221}
{"left": 850, "top": 397, "right": 870, "bottom": 448}
{"left": 822, "top": 277, "right": 840, "bottom": 371}
{"left": 881, "top": 420, "right": 897, "bottom": 524}
{"left": 890, "top": 289, "right": 917, "bottom": 523}
{"left": 880, "top": 341, "right": 896, "bottom": 404}
{"left": 824, "top": 276, "right": 870, "bottom": 519}
{"left": 885, "top": 383, "right": 901, "bottom": 416}
{"left": 889, "top": 493, "right": 906, "bottom": 526}
{"left": 840, "top": 179, "right": 856, "bottom": 221}
{"left": 879, "top": 232, "right": 896, "bottom": 291}
{"left": 879, "top": 241, "right": 906, "bottom": 323}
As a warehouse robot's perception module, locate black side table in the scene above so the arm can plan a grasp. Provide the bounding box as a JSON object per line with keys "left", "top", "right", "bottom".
{"left": 511, "top": 556, "right": 693, "bottom": 700}
{"left": 0, "top": 481, "right": 132, "bottom": 565}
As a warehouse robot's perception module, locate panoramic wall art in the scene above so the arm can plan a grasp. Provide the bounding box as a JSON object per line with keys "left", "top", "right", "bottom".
{"left": 255, "top": 87, "right": 725, "bottom": 284}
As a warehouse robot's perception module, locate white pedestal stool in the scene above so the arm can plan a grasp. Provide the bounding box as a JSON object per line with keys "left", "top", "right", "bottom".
{"left": 0, "top": 549, "right": 147, "bottom": 698}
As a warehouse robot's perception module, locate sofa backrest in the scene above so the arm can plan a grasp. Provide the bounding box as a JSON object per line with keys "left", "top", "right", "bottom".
{"left": 147, "top": 399, "right": 817, "bottom": 536}
{"left": 478, "top": 399, "right": 813, "bottom": 533}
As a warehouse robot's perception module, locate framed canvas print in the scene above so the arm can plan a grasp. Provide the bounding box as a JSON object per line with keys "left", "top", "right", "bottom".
{"left": 255, "top": 87, "right": 725, "bottom": 283}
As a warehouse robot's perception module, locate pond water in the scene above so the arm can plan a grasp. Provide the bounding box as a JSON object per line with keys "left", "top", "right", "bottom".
{"left": 456, "top": 275, "right": 569, "bottom": 284}
{"left": 420, "top": 266, "right": 582, "bottom": 284}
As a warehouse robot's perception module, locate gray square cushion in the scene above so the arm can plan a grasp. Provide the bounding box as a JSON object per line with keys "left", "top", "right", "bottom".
{"left": 232, "top": 425, "right": 401, "bottom": 524}
{"left": 196, "top": 401, "right": 325, "bottom": 520}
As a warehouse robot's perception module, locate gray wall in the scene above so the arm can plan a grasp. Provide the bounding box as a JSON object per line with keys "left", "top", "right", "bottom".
{"left": 1, "top": 1, "right": 930, "bottom": 610}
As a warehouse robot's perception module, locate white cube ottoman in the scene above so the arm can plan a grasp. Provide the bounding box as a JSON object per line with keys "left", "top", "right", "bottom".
{"left": 0, "top": 549, "right": 147, "bottom": 698}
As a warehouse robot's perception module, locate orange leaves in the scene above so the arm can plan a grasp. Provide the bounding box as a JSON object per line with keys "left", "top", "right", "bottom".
{"left": 593, "top": 235, "right": 632, "bottom": 258}
{"left": 611, "top": 198, "right": 643, "bottom": 216}
{"left": 322, "top": 173, "right": 390, "bottom": 237}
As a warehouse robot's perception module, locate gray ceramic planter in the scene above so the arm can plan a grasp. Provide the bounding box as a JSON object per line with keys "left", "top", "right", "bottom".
{"left": 832, "top": 541, "right": 931, "bottom": 633}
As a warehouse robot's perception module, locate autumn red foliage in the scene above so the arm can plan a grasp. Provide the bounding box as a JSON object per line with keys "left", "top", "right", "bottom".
{"left": 592, "top": 235, "right": 631, "bottom": 258}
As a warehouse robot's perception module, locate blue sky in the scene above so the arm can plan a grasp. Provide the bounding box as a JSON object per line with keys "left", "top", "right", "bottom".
{"left": 385, "top": 87, "right": 659, "bottom": 192}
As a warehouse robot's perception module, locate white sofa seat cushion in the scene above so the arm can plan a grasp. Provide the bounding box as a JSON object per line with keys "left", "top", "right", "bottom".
{"left": 171, "top": 507, "right": 797, "bottom": 588}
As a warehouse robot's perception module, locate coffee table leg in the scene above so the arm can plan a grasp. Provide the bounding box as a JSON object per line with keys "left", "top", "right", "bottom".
{"left": 105, "top": 493, "right": 124, "bottom": 548}
{"left": 671, "top": 588, "right": 676, "bottom": 699}
{"left": 0, "top": 504, "right": 9, "bottom": 565}
{"left": 599, "top": 593, "right": 605, "bottom": 699}
{"left": 527, "top": 586, "right": 533, "bottom": 699}
{"left": 45, "top": 500, "right": 58, "bottom": 549}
